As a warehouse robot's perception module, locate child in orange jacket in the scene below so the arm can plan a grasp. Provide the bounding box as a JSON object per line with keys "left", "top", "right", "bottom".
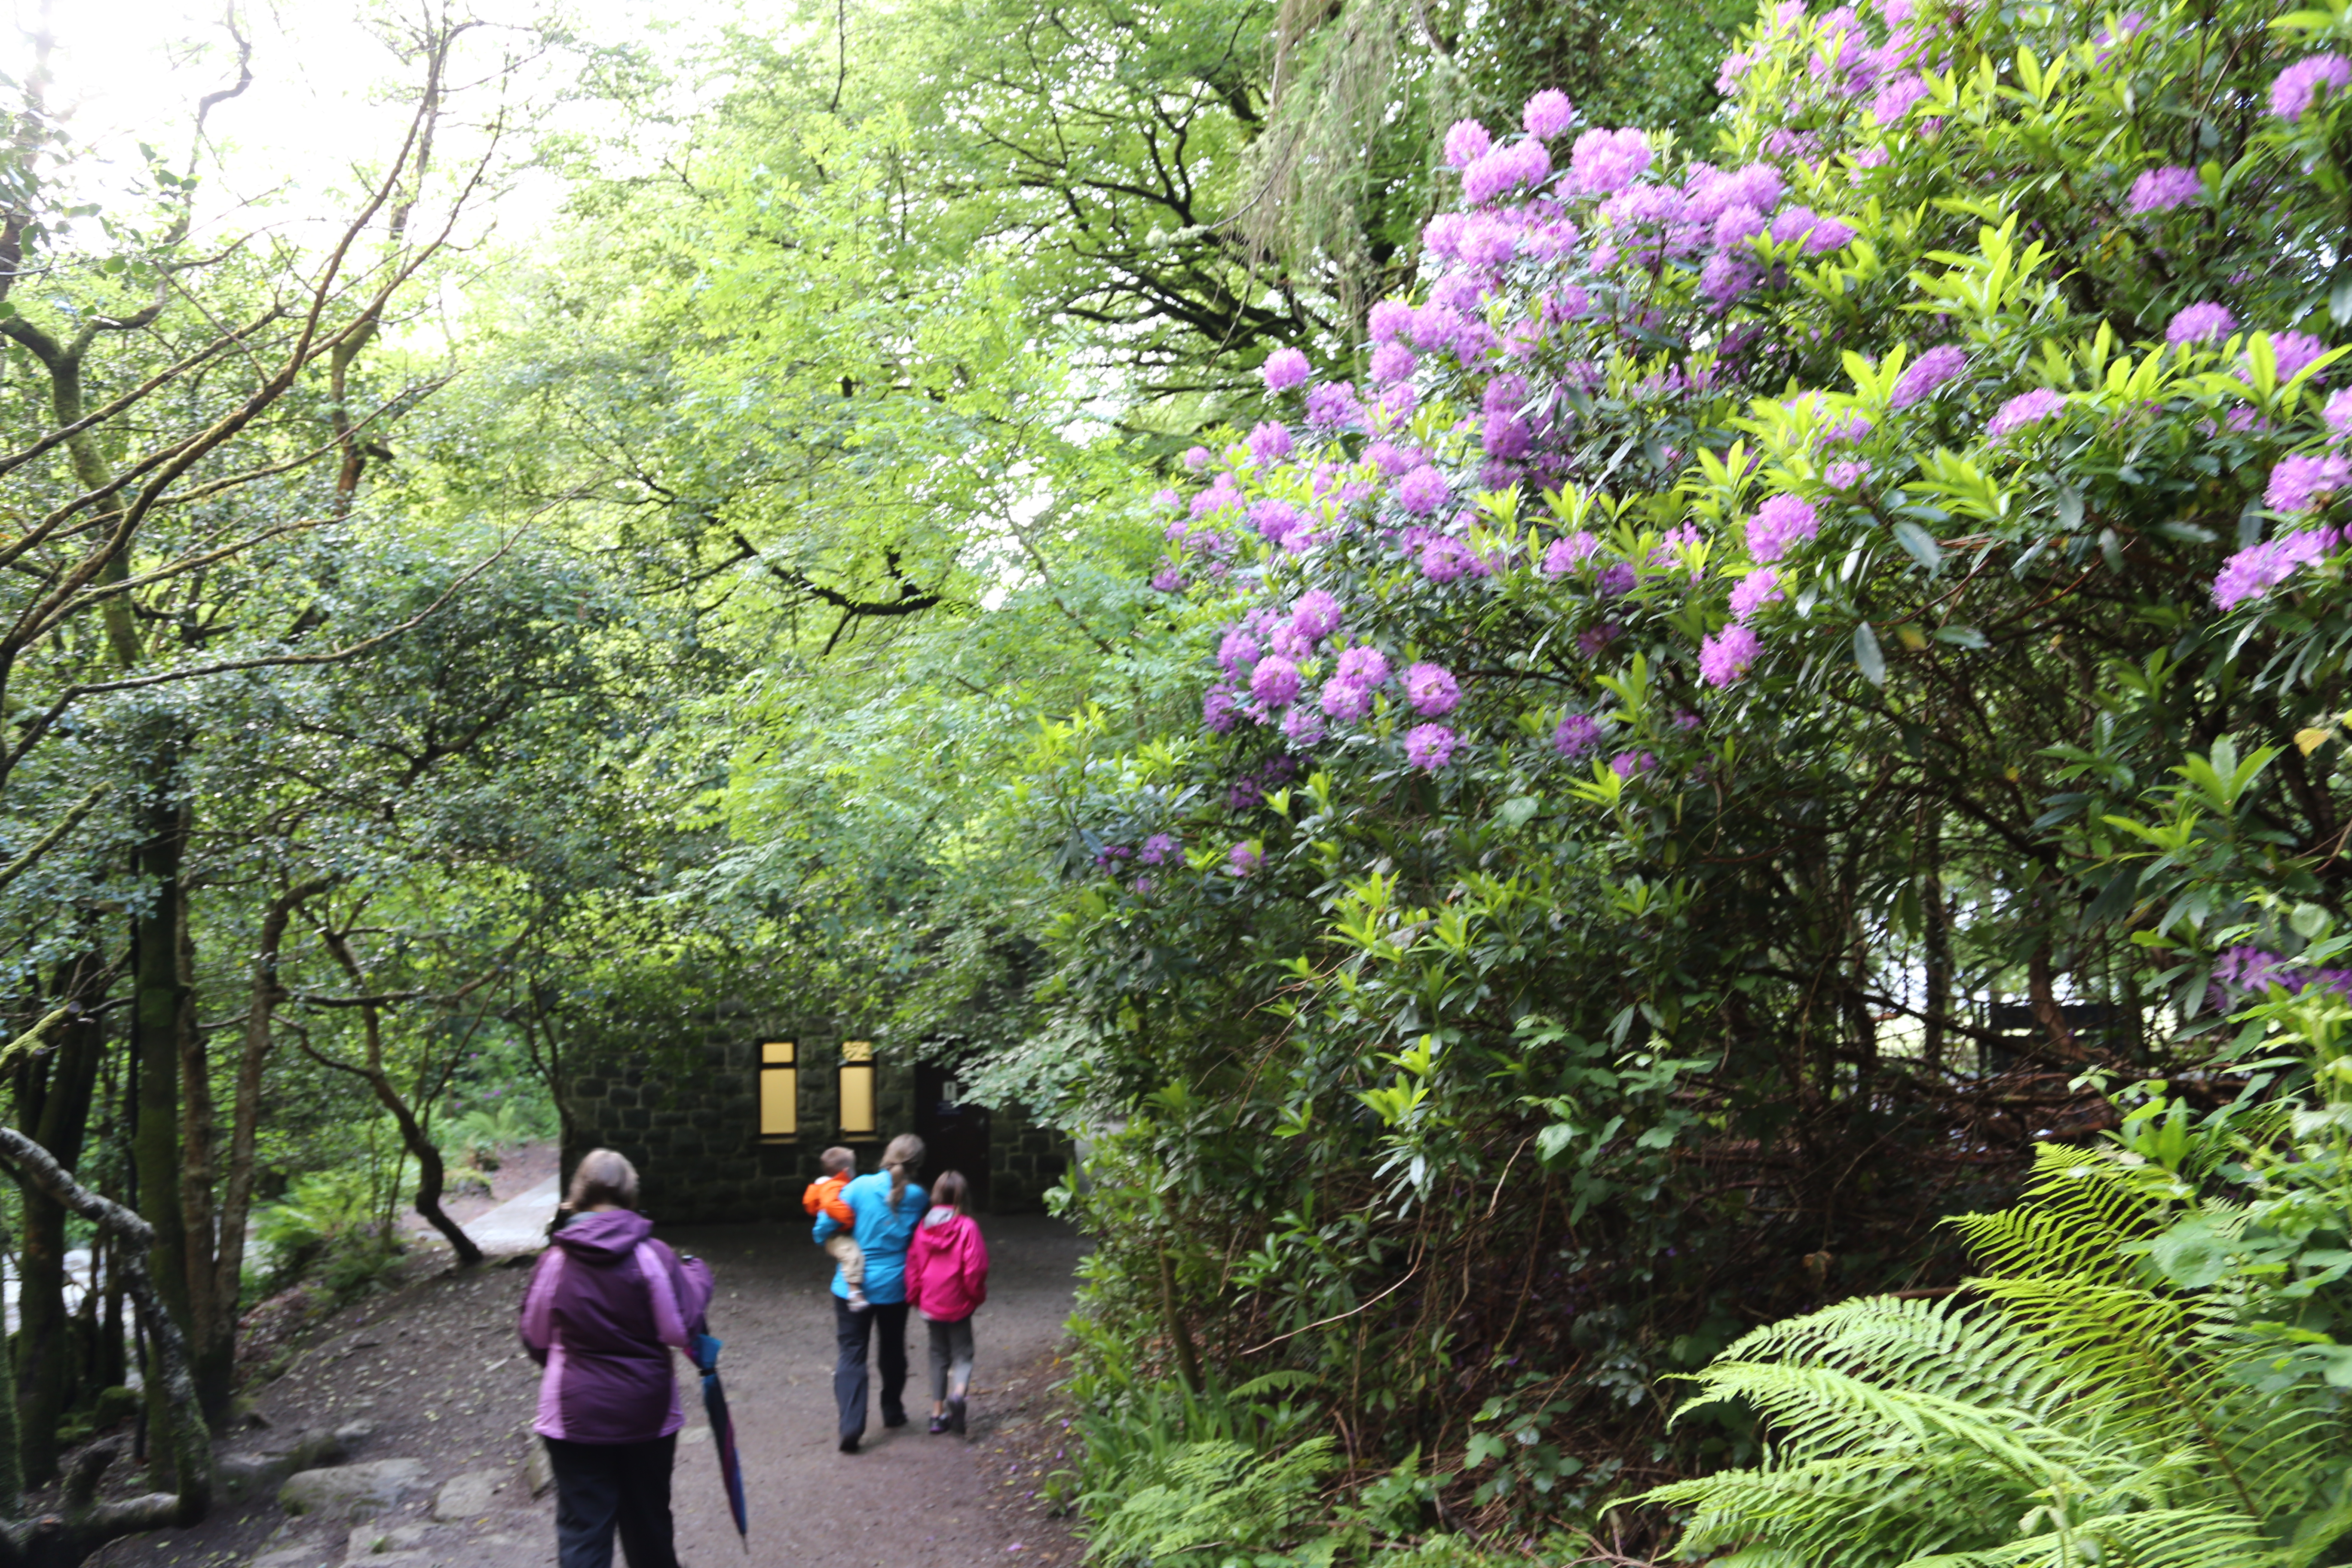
{"left": 802, "top": 1146, "right": 867, "bottom": 1309}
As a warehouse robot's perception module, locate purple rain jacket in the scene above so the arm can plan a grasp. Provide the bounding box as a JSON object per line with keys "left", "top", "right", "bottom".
{"left": 518, "top": 1209, "right": 714, "bottom": 1444}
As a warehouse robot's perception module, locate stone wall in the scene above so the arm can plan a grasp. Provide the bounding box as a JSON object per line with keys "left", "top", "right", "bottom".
{"left": 987, "top": 1101, "right": 1072, "bottom": 1213}
{"left": 559, "top": 1015, "right": 1063, "bottom": 1220}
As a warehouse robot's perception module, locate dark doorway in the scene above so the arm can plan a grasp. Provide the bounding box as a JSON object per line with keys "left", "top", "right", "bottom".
{"left": 914, "top": 1062, "right": 992, "bottom": 1212}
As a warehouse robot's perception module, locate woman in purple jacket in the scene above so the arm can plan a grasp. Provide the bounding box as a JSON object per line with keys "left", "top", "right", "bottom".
{"left": 519, "top": 1150, "right": 714, "bottom": 1568}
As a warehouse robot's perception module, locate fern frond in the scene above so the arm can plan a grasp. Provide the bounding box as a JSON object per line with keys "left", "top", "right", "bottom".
{"left": 1687, "top": 1362, "right": 2092, "bottom": 1486}
{"left": 1647, "top": 1452, "right": 2035, "bottom": 1567}
{"left": 1706, "top": 1295, "right": 2074, "bottom": 1426}
{"left": 1641, "top": 1134, "right": 2352, "bottom": 1568}
{"left": 1901, "top": 1505, "right": 2279, "bottom": 1568}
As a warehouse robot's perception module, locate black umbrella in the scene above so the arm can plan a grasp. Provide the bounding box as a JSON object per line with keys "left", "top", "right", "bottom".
{"left": 689, "top": 1329, "right": 748, "bottom": 1548}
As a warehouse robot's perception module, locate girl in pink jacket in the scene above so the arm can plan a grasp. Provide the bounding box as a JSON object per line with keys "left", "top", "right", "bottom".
{"left": 905, "top": 1169, "right": 990, "bottom": 1434}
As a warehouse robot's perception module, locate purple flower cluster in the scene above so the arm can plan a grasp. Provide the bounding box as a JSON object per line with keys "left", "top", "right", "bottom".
{"left": 1304, "top": 380, "right": 1360, "bottom": 428}
{"left": 1748, "top": 495, "right": 1819, "bottom": 562}
{"left": 1420, "top": 536, "right": 1479, "bottom": 583}
{"left": 1443, "top": 119, "right": 1492, "bottom": 168}
{"left": 1523, "top": 89, "right": 1575, "bottom": 138}
{"left": 2167, "top": 303, "right": 2237, "bottom": 346}
{"left": 2213, "top": 528, "right": 2337, "bottom": 610}
{"left": 2125, "top": 166, "right": 2201, "bottom": 214}
{"left": 2272, "top": 54, "right": 2351, "bottom": 121}
{"left": 1260, "top": 348, "right": 1310, "bottom": 392}
{"left": 1403, "top": 723, "right": 1458, "bottom": 770}
{"left": 1568, "top": 128, "right": 1651, "bottom": 195}
{"left": 1986, "top": 388, "right": 2065, "bottom": 441}
{"left": 1463, "top": 139, "right": 1553, "bottom": 205}
{"left": 1316, "top": 645, "right": 1390, "bottom": 724}
{"left": 1553, "top": 713, "right": 1602, "bottom": 758}
{"left": 1699, "top": 624, "right": 1762, "bottom": 686}
{"left": 1769, "top": 206, "right": 1855, "bottom": 253}
{"left": 1890, "top": 344, "right": 1967, "bottom": 408}
{"left": 1403, "top": 662, "right": 1461, "bottom": 716}
{"left": 1543, "top": 531, "right": 1602, "bottom": 576}
{"left": 1250, "top": 657, "right": 1302, "bottom": 707}
{"left": 2213, "top": 945, "right": 2352, "bottom": 998}
{"left": 1730, "top": 567, "right": 1784, "bottom": 620}
{"left": 2266, "top": 454, "right": 2352, "bottom": 514}
{"left": 1247, "top": 421, "right": 1294, "bottom": 465}
{"left": 1292, "top": 589, "right": 1342, "bottom": 641}
{"left": 1396, "top": 466, "right": 1449, "bottom": 515}
{"left": 2264, "top": 331, "right": 2334, "bottom": 385}
{"left": 1869, "top": 73, "right": 1929, "bottom": 122}
{"left": 2328, "top": 389, "right": 2352, "bottom": 436}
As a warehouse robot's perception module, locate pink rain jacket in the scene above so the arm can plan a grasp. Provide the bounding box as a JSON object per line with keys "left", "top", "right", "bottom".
{"left": 905, "top": 1208, "right": 990, "bottom": 1323}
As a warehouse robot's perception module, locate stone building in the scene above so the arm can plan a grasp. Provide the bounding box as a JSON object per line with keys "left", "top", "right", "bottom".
{"left": 558, "top": 1017, "right": 1068, "bottom": 1223}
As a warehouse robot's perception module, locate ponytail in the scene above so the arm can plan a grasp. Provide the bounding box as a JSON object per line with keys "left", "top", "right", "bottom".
{"left": 882, "top": 1132, "right": 925, "bottom": 1210}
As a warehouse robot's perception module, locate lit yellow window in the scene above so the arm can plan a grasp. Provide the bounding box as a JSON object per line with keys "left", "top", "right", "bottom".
{"left": 839, "top": 1041, "right": 876, "bottom": 1137}
{"left": 759, "top": 1041, "right": 797, "bottom": 1140}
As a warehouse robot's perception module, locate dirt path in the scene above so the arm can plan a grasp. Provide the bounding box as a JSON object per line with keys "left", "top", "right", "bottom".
{"left": 89, "top": 1214, "right": 1086, "bottom": 1568}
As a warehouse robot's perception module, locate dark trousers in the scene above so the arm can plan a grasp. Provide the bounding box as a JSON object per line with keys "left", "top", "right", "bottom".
{"left": 834, "top": 1295, "right": 910, "bottom": 1439}
{"left": 544, "top": 1433, "right": 678, "bottom": 1568}
{"left": 928, "top": 1314, "right": 976, "bottom": 1403}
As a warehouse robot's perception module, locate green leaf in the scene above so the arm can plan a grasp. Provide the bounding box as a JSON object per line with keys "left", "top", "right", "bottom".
{"left": 2084, "top": 864, "right": 2140, "bottom": 925}
{"left": 1498, "top": 796, "right": 1540, "bottom": 830}
{"left": 2148, "top": 1219, "right": 2232, "bottom": 1289}
{"left": 2055, "top": 485, "right": 2084, "bottom": 532}
{"left": 1892, "top": 520, "right": 1944, "bottom": 570}
{"left": 1853, "top": 622, "right": 1886, "bottom": 686}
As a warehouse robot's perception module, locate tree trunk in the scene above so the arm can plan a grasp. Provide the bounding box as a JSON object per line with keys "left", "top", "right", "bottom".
{"left": 2026, "top": 939, "right": 2085, "bottom": 1062}
{"left": 311, "top": 931, "right": 482, "bottom": 1267}
{"left": 0, "top": 1125, "right": 211, "bottom": 1565}
{"left": 1157, "top": 1243, "right": 1202, "bottom": 1394}
{"left": 1922, "top": 811, "right": 1951, "bottom": 1072}
{"left": 175, "top": 876, "right": 232, "bottom": 1420}
{"left": 15, "top": 955, "right": 106, "bottom": 1485}
{"left": 0, "top": 1208, "right": 21, "bottom": 1513}
{"left": 130, "top": 763, "right": 190, "bottom": 1475}
{"left": 209, "top": 879, "right": 332, "bottom": 1365}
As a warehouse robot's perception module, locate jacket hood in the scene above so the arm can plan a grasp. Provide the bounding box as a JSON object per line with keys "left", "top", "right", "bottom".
{"left": 552, "top": 1207, "right": 653, "bottom": 1263}
{"left": 922, "top": 1206, "right": 964, "bottom": 1228}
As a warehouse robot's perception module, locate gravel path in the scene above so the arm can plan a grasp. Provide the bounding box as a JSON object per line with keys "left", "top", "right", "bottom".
{"left": 86, "top": 1214, "right": 1086, "bottom": 1568}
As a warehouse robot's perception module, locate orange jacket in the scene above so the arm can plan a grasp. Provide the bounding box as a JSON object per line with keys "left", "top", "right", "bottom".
{"left": 801, "top": 1173, "right": 855, "bottom": 1224}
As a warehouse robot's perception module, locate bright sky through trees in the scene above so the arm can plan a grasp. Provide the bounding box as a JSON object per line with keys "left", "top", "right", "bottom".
{"left": 7, "top": 0, "right": 735, "bottom": 246}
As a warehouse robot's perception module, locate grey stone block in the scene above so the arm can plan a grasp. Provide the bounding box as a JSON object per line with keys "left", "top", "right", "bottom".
{"left": 278, "top": 1457, "right": 429, "bottom": 1520}
{"left": 431, "top": 1467, "right": 514, "bottom": 1521}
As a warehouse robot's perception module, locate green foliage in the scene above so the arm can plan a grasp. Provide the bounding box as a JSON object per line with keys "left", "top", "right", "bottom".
{"left": 1642, "top": 1040, "right": 2352, "bottom": 1565}
{"left": 250, "top": 1155, "right": 410, "bottom": 1305}
{"left": 437, "top": 1100, "right": 555, "bottom": 1171}
{"left": 1087, "top": 1437, "right": 1340, "bottom": 1568}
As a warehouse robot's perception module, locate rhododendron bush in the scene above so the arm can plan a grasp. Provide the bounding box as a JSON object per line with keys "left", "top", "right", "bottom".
{"left": 1021, "top": 0, "right": 2352, "bottom": 1546}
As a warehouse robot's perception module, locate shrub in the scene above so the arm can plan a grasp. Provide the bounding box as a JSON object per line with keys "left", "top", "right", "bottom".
{"left": 438, "top": 1098, "right": 554, "bottom": 1172}
{"left": 249, "top": 1164, "right": 407, "bottom": 1304}
{"left": 1019, "top": 0, "right": 2352, "bottom": 1540}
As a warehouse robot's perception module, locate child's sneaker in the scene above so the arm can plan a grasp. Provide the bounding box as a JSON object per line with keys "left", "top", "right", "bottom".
{"left": 848, "top": 1285, "right": 869, "bottom": 1310}
{"left": 947, "top": 1396, "right": 967, "bottom": 1434}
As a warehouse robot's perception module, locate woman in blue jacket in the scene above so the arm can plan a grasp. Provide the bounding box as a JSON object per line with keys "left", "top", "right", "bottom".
{"left": 814, "top": 1132, "right": 930, "bottom": 1451}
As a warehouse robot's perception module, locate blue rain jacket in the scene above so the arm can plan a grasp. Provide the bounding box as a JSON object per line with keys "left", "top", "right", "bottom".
{"left": 812, "top": 1170, "right": 931, "bottom": 1303}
